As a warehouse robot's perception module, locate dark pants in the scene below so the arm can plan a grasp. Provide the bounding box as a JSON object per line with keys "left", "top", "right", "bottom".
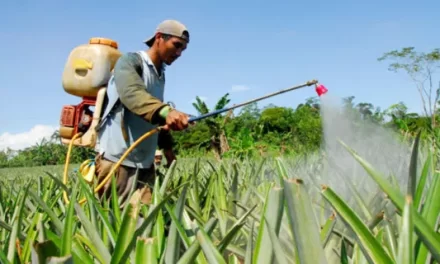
{"left": 94, "top": 153, "right": 156, "bottom": 207}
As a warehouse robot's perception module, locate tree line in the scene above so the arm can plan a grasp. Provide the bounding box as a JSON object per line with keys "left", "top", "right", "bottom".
{"left": 0, "top": 47, "right": 438, "bottom": 168}
{"left": 0, "top": 96, "right": 434, "bottom": 168}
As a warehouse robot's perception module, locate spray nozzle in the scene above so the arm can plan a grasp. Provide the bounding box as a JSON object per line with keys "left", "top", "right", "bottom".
{"left": 315, "top": 83, "right": 328, "bottom": 97}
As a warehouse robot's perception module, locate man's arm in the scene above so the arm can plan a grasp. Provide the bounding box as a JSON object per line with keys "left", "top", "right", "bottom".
{"left": 113, "top": 52, "right": 170, "bottom": 124}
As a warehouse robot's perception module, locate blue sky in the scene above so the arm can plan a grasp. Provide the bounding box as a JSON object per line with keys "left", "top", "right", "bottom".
{"left": 0, "top": 0, "right": 439, "bottom": 150}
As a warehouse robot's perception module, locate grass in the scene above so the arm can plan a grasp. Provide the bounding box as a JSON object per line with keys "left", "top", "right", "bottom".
{"left": 0, "top": 134, "right": 440, "bottom": 264}
{"left": 0, "top": 164, "right": 76, "bottom": 177}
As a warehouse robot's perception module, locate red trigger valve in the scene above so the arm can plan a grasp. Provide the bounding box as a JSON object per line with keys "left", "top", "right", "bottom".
{"left": 315, "top": 83, "right": 328, "bottom": 97}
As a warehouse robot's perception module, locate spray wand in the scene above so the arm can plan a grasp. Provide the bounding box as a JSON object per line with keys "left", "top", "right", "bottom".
{"left": 188, "top": 79, "right": 327, "bottom": 122}
{"left": 64, "top": 79, "right": 328, "bottom": 205}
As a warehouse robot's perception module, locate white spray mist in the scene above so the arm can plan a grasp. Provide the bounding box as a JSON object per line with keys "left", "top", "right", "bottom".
{"left": 317, "top": 92, "right": 414, "bottom": 218}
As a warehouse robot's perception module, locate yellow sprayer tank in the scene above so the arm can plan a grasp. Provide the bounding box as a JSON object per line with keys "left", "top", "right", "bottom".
{"left": 62, "top": 37, "right": 122, "bottom": 98}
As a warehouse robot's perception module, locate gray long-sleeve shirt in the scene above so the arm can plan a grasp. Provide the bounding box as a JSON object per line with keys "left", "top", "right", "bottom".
{"left": 97, "top": 50, "right": 174, "bottom": 168}
{"left": 112, "top": 51, "right": 174, "bottom": 150}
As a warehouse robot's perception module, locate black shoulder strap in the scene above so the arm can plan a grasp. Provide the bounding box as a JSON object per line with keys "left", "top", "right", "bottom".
{"left": 97, "top": 52, "right": 145, "bottom": 130}
{"left": 99, "top": 53, "right": 144, "bottom": 117}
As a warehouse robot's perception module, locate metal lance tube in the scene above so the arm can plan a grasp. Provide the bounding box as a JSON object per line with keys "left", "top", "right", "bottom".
{"left": 189, "top": 79, "right": 321, "bottom": 122}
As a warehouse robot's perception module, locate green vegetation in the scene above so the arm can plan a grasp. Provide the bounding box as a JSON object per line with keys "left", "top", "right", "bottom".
{"left": 1, "top": 136, "right": 440, "bottom": 263}
{"left": 0, "top": 47, "right": 439, "bottom": 263}
{"left": 0, "top": 94, "right": 435, "bottom": 168}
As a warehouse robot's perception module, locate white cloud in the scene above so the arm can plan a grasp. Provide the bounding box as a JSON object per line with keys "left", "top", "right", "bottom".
{"left": 231, "top": 85, "right": 251, "bottom": 93}
{"left": 0, "top": 125, "right": 58, "bottom": 151}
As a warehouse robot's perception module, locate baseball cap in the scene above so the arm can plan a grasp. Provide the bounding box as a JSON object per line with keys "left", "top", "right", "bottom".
{"left": 144, "top": 19, "right": 190, "bottom": 47}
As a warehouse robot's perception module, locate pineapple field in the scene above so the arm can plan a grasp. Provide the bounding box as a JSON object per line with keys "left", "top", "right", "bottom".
{"left": 1, "top": 47, "right": 439, "bottom": 263}
{"left": 1, "top": 126, "right": 440, "bottom": 263}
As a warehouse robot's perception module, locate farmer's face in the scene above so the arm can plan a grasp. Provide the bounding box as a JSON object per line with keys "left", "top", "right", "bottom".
{"left": 155, "top": 155, "right": 162, "bottom": 165}
{"left": 157, "top": 34, "right": 187, "bottom": 65}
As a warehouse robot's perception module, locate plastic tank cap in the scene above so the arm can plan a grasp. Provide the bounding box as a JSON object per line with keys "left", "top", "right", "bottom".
{"left": 89, "top": 37, "right": 119, "bottom": 49}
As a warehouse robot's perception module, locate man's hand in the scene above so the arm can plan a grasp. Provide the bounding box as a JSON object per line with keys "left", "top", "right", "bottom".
{"left": 163, "top": 109, "right": 190, "bottom": 131}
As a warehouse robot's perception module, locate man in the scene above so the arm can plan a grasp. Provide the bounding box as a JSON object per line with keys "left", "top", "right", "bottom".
{"left": 154, "top": 149, "right": 168, "bottom": 181}
{"left": 95, "top": 19, "right": 191, "bottom": 206}
{"left": 154, "top": 149, "right": 163, "bottom": 167}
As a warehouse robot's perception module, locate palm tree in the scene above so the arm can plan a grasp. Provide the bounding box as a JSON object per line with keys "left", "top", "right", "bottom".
{"left": 191, "top": 93, "right": 232, "bottom": 160}
{"left": 192, "top": 97, "right": 209, "bottom": 116}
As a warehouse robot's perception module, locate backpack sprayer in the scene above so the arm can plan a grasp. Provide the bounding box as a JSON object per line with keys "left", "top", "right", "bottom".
{"left": 59, "top": 38, "right": 328, "bottom": 205}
